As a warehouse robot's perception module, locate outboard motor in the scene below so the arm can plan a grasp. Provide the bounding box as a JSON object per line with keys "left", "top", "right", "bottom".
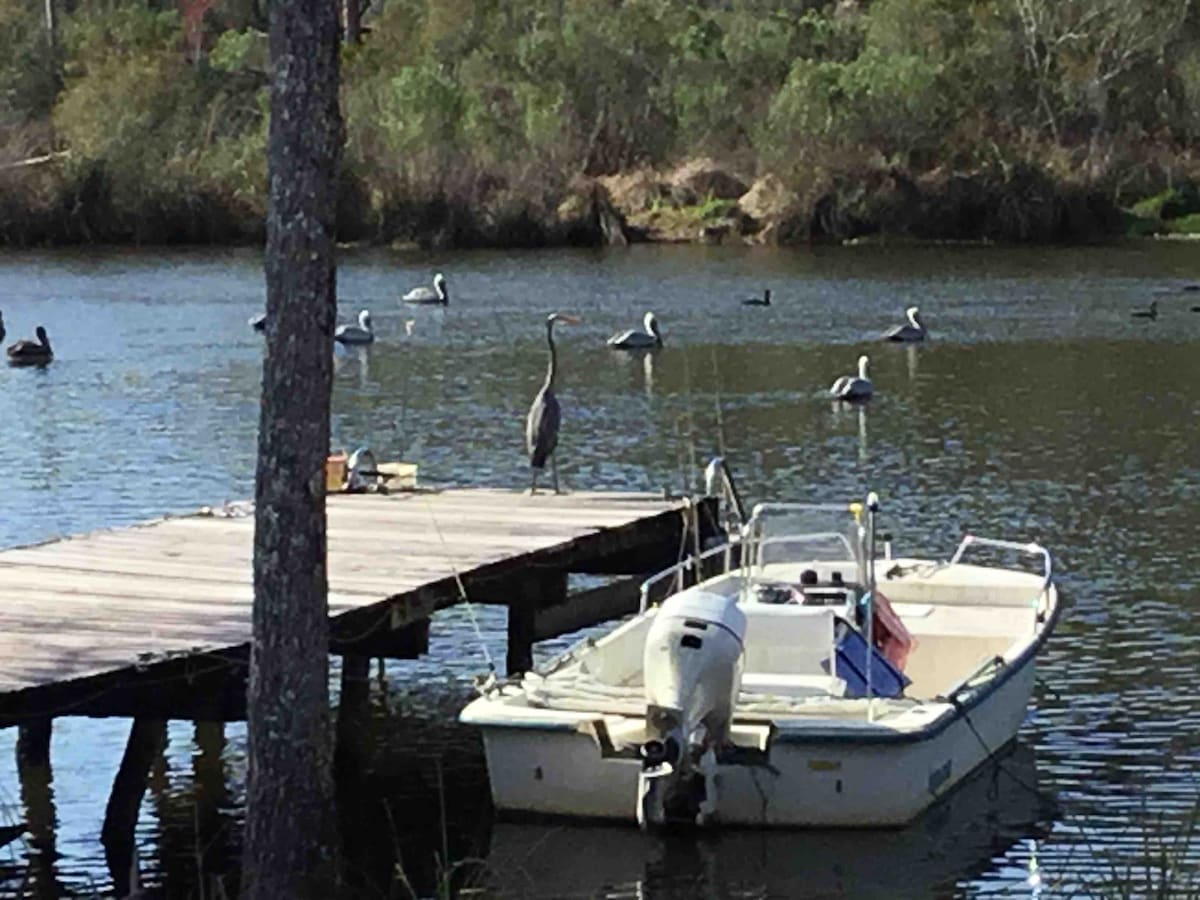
{"left": 639, "top": 590, "right": 746, "bottom": 828}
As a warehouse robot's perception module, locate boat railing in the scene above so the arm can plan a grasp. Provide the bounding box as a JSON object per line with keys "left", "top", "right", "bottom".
{"left": 638, "top": 539, "right": 740, "bottom": 613}
{"left": 939, "top": 654, "right": 1007, "bottom": 705}
{"left": 949, "top": 535, "right": 1053, "bottom": 592}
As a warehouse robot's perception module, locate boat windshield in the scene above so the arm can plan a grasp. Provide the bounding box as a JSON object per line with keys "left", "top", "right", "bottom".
{"left": 746, "top": 503, "right": 865, "bottom": 572}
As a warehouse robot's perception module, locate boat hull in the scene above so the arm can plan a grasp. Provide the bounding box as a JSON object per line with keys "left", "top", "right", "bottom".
{"left": 468, "top": 655, "right": 1036, "bottom": 827}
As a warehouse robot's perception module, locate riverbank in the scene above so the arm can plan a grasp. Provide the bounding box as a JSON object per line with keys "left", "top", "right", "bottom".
{"left": 4, "top": 155, "right": 1199, "bottom": 250}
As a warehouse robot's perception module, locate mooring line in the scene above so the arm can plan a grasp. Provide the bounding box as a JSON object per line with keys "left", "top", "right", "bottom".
{"left": 421, "top": 494, "right": 497, "bottom": 677}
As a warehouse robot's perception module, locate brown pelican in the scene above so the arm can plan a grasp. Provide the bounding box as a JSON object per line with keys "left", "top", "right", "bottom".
{"left": 7, "top": 326, "right": 53, "bottom": 366}
{"left": 607, "top": 311, "right": 663, "bottom": 349}
{"left": 829, "top": 354, "right": 873, "bottom": 402}
{"left": 403, "top": 272, "right": 448, "bottom": 305}
{"left": 335, "top": 309, "right": 374, "bottom": 345}
{"left": 742, "top": 289, "right": 771, "bottom": 307}
{"left": 884, "top": 306, "right": 927, "bottom": 342}
{"left": 1131, "top": 301, "right": 1158, "bottom": 320}
{"left": 526, "top": 313, "right": 580, "bottom": 494}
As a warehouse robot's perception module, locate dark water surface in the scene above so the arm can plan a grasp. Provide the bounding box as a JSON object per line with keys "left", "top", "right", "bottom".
{"left": 1, "top": 243, "right": 1199, "bottom": 897}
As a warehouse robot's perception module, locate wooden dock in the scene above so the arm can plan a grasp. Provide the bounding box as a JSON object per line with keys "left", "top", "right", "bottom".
{"left": 0, "top": 488, "right": 716, "bottom": 726}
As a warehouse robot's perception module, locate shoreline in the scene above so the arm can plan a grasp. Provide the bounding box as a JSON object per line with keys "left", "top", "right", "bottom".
{"left": 4, "top": 159, "right": 1197, "bottom": 252}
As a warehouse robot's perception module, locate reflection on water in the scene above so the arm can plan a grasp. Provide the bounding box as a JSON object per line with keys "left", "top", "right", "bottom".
{"left": 1, "top": 243, "right": 1200, "bottom": 896}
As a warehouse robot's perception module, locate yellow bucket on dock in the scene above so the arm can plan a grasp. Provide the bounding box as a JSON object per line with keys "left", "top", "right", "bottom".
{"left": 325, "top": 452, "right": 348, "bottom": 492}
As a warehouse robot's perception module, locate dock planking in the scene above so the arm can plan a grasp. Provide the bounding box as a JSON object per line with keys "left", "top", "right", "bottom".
{"left": 0, "top": 488, "right": 712, "bottom": 724}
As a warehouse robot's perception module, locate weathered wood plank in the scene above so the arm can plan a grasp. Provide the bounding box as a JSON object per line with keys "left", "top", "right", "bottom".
{"left": 0, "top": 488, "right": 709, "bottom": 722}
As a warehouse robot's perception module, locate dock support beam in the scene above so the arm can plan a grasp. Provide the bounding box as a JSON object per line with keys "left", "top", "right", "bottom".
{"left": 17, "top": 718, "right": 52, "bottom": 768}
{"left": 335, "top": 654, "right": 371, "bottom": 778}
{"left": 101, "top": 718, "right": 166, "bottom": 898}
{"left": 507, "top": 571, "right": 567, "bottom": 676}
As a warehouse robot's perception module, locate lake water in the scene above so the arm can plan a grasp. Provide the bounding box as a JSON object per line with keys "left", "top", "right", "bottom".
{"left": 1, "top": 242, "right": 1199, "bottom": 897}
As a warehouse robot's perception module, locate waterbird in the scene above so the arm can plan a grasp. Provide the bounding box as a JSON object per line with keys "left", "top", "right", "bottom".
{"left": 7, "top": 325, "right": 53, "bottom": 366}
{"left": 403, "top": 272, "right": 448, "bottom": 305}
{"left": 249, "top": 312, "right": 266, "bottom": 332}
{"left": 1192, "top": 306, "right": 1200, "bottom": 313}
{"left": 829, "top": 354, "right": 873, "bottom": 402}
{"left": 883, "top": 306, "right": 927, "bottom": 342}
{"left": 1131, "top": 301, "right": 1158, "bottom": 320}
{"left": 527, "top": 313, "right": 580, "bottom": 494}
{"left": 335, "top": 309, "right": 375, "bottom": 345}
{"left": 0, "top": 310, "right": 5, "bottom": 346}
{"left": 607, "top": 311, "right": 663, "bottom": 349}
{"left": 742, "top": 289, "right": 771, "bottom": 307}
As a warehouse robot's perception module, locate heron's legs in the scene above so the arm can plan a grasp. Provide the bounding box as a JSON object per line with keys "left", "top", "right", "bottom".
{"left": 551, "top": 456, "right": 560, "bottom": 495}
{"left": 529, "top": 467, "right": 540, "bottom": 495}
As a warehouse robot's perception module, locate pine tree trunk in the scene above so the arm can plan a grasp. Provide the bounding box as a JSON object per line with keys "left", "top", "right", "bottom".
{"left": 242, "top": 0, "right": 343, "bottom": 894}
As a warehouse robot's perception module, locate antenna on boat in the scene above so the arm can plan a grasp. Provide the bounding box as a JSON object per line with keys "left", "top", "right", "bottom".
{"left": 865, "top": 491, "right": 879, "bottom": 723}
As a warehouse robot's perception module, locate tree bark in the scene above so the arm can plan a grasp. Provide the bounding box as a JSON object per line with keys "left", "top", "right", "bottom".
{"left": 242, "top": 0, "right": 343, "bottom": 894}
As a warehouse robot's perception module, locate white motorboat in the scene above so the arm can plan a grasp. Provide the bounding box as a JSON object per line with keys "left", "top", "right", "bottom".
{"left": 460, "top": 466, "right": 1059, "bottom": 829}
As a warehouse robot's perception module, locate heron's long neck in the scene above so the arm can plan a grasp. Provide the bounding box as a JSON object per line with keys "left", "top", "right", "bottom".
{"left": 542, "top": 323, "right": 557, "bottom": 391}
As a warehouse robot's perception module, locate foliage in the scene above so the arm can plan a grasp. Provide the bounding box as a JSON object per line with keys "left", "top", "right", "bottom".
{"left": 3, "top": 0, "right": 1200, "bottom": 245}
{"left": 1164, "top": 212, "right": 1200, "bottom": 234}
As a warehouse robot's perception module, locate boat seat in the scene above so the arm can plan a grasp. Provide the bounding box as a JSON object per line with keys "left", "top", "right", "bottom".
{"left": 741, "top": 672, "right": 846, "bottom": 698}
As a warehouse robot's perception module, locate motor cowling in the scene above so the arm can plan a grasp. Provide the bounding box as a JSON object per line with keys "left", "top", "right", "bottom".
{"left": 639, "top": 590, "right": 745, "bottom": 828}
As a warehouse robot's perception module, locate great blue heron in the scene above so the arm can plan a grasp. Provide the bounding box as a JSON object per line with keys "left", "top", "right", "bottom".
{"left": 1131, "top": 301, "right": 1158, "bottom": 320}
{"left": 607, "top": 311, "right": 663, "bottom": 349}
{"left": 829, "top": 354, "right": 873, "bottom": 402}
{"left": 742, "top": 289, "right": 771, "bottom": 307}
{"left": 403, "top": 272, "right": 449, "bottom": 305}
{"left": 335, "top": 309, "right": 375, "bottom": 345}
{"left": 884, "top": 306, "right": 927, "bottom": 342}
{"left": 526, "top": 312, "right": 580, "bottom": 494}
{"left": 7, "top": 326, "right": 52, "bottom": 366}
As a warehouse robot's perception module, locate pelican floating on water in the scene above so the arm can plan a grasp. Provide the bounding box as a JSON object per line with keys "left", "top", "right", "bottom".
{"left": 335, "top": 309, "right": 375, "bottom": 345}
{"left": 7, "top": 325, "right": 53, "bottom": 366}
{"left": 884, "top": 306, "right": 927, "bottom": 342}
{"left": 829, "top": 354, "right": 873, "bottom": 402}
{"left": 607, "top": 311, "right": 663, "bottom": 349}
{"left": 403, "top": 272, "right": 449, "bottom": 305}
